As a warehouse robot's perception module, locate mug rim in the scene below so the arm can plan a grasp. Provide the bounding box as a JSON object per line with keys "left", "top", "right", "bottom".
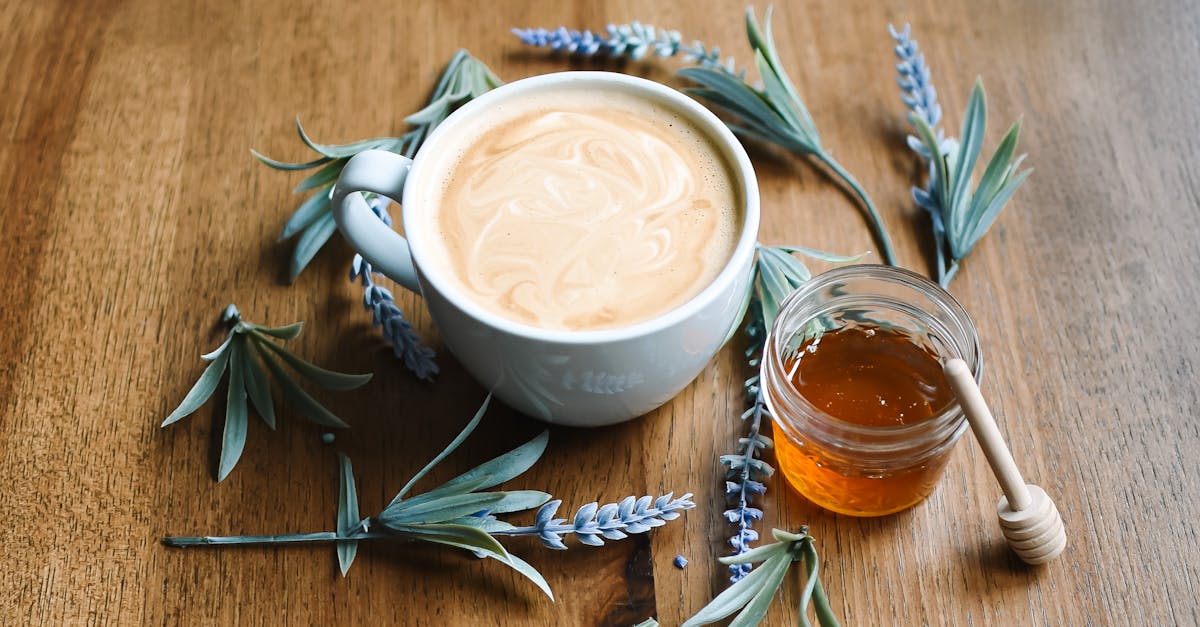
{"left": 401, "top": 70, "right": 761, "bottom": 344}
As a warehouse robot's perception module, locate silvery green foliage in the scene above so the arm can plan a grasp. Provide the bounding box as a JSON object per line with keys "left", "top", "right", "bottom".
{"left": 162, "top": 305, "right": 372, "bottom": 481}
{"left": 253, "top": 50, "right": 501, "bottom": 282}
{"left": 890, "top": 24, "right": 1031, "bottom": 287}
{"left": 348, "top": 195, "right": 438, "bottom": 381}
{"left": 680, "top": 9, "right": 896, "bottom": 266}
{"left": 164, "top": 395, "right": 695, "bottom": 600}
{"left": 253, "top": 50, "right": 499, "bottom": 375}
{"left": 512, "top": 22, "right": 737, "bottom": 73}
{"left": 683, "top": 528, "right": 839, "bottom": 627}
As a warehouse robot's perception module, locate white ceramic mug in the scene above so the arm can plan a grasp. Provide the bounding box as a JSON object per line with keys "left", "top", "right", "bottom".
{"left": 332, "top": 71, "right": 760, "bottom": 427}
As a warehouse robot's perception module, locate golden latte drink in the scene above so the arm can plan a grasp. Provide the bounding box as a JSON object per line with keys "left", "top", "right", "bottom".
{"left": 422, "top": 88, "right": 741, "bottom": 331}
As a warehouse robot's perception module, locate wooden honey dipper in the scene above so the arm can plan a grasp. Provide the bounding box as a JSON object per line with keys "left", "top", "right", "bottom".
{"left": 943, "top": 358, "right": 1067, "bottom": 565}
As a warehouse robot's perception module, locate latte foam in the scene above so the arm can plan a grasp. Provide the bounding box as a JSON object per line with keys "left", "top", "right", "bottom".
{"left": 425, "top": 89, "right": 741, "bottom": 331}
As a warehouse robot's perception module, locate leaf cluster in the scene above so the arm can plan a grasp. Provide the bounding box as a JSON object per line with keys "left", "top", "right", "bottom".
{"left": 683, "top": 528, "right": 839, "bottom": 627}
{"left": 678, "top": 9, "right": 896, "bottom": 265}
{"left": 678, "top": 8, "right": 819, "bottom": 156}
{"left": 908, "top": 79, "right": 1031, "bottom": 286}
{"left": 164, "top": 395, "right": 697, "bottom": 601}
{"left": 252, "top": 50, "right": 502, "bottom": 281}
{"left": 335, "top": 394, "right": 555, "bottom": 597}
{"left": 753, "top": 245, "right": 865, "bottom": 334}
{"left": 162, "top": 305, "right": 371, "bottom": 481}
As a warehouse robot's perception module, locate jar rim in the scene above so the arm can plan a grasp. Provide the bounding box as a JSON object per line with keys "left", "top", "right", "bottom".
{"left": 762, "top": 264, "right": 982, "bottom": 444}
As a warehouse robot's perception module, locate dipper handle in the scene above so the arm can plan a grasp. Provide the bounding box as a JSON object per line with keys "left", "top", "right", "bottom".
{"left": 943, "top": 359, "right": 1066, "bottom": 565}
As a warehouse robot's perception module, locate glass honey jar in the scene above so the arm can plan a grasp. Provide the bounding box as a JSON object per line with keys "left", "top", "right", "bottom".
{"left": 760, "top": 265, "right": 982, "bottom": 517}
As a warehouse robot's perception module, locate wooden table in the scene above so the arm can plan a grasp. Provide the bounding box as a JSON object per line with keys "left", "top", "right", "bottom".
{"left": 3, "top": 0, "right": 1197, "bottom": 624}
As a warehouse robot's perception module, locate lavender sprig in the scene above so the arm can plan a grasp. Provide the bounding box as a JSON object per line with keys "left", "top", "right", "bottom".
{"left": 889, "top": 23, "right": 953, "bottom": 283}
{"left": 890, "top": 24, "right": 1031, "bottom": 287}
{"left": 493, "top": 493, "right": 695, "bottom": 549}
{"left": 719, "top": 245, "right": 863, "bottom": 583}
{"left": 348, "top": 195, "right": 438, "bottom": 381}
{"left": 721, "top": 345, "right": 774, "bottom": 581}
{"left": 512, "top": 22, "right": 737, "bottom": 73}
{"left": 165, "top": 395, "right": 695, "bottom": 600}
{"left": 889, "top": 24, "right": 944, "bottom": 154}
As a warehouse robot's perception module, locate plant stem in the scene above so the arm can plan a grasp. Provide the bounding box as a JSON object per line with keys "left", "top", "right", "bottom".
{"left": 813, "top": 151, "right": 897, "bottom": 266}
{"left": 939, "top": 260, "right": 959, "bottom": 288}
{"left": 162, "top": 530, "right": 395, "bottom": 547}
{"left": 811, "top": 575, "right": 840, "bottom": 627}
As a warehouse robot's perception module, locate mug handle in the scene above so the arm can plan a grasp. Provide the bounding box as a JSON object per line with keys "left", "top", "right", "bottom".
{"left": 331, "top": 149, "right": 420, "bottom": 293}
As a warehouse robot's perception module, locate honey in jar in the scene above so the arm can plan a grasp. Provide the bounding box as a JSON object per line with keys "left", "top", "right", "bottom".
{"left": 760, "top": 265, "right": 981, "bottom": 517}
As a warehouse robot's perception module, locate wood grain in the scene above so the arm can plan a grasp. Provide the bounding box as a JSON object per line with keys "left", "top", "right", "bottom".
{"left": 2, "top": 0, "right": 1198, "bottom": 624}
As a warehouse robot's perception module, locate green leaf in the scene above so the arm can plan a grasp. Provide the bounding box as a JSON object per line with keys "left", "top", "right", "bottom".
{"left": 959, "top": 168, "right": 1030, "bottom": 257}
{"left": 683, "top": 87, "right": 780, "bottom": 140}
{"left": 239, "top": 338, "right": 275, "bottom": 430}
{"left": 970, "top": 118, "right": 1022, "bottom": 215}
{"left": 388, "top": 522, "right": 552, "bottom": 599}
{"left": 379, "top": 492, "right": 506, "bottom": 526}
{"left": 289, "top": 212, "right": 337, "bottom": 283}
{"left": 391, "top": 394, "right": 491, "bottom": 504}
{"left": 717, "top": 539, "right": 790, "bottom": 566}
{"left": 200, "top": 334, "right": 234, "bottom": 361}
{"left": 389, "top": 522, "right": 509, "bottom": 559}
{"left": 485, "top": 490, "right": 553, "bottom": 514}
{"left": 759, "top": 247, "right": 810, "bottom": 284}
{"left": 252, "top": 332, "right": 372, "bottom": 390}
{"left": 948, "top": 79, "right": 987, "bottom": 234}
{"left": 754, "top": 274, "right": 780, "bottom": 336}
{"left": 218, "top": 339, "right": 249, "bottom": 481}
{"left": 278, "top": 186, "right": 331, "bottom": 241}
{"left": 775, "top": 246, "right": 868, "bottom": 265}
{"left": 724, "top": 122, "right": 786, "bottom": 149}
{"left": 249, "top": 321, "right": 304, "bottom": 341}
{"left": 292, "top": 158, "right": 348, "bottom": 194}
{"left": 771, "top": 528, "right": 807, "bottom": 543}
{"left": 755, "top": 252, "right": 794, "bottom": 331}
{"left": 163, "top": 344, "right": 232, "bottom": 427}
{"left": 395, "top": 475, "right": 492, "bottom": 512}
{"left": 681, "top": 547, "right": 792, "bottom": 626}
{"left": 250, "top": 149, "right": 333, "bottom": 171}
{"left": 728, "top": 552, "right": 792, "bottom": 627}
{"left": 723, "top": 262, "right": 758, "bottom": 346}
{"left": 910, "top": 115, "right": 951, "bottom": 207}
{"left": 754, "top": 49, "right": 802, "bottom": 132}
{"left": 804, "top": 540, "right": 840, "bottom": 627}
{"left": 253, "top": 341, "right": 349, "bottom": 428}
{"left": 336, "top": 453, "right": 360, "bottom": 576}
{"left": 403, "top": 95, "right": 452, "bottom": 127}
{"left": 294, "top": 118, "right": 406, "bottom": 159}
{"left": 797, "top": 540, "right": 821, "bottom": 627}
{"left": 487, "top": 550, "right": 554, "bottom": 601}
{"left": 421, "top": 430, "right": 549, "bottom": 499}
{"left": 678, "top": 68, "right": 783, "bottom": 135}
{"left": 746, "top": 7, "right": 817, "bottom": 139}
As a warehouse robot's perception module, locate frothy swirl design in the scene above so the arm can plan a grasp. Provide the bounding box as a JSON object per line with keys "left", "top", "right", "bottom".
{"left": 436, "top": 100, "right": 738, "bottom": 330}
